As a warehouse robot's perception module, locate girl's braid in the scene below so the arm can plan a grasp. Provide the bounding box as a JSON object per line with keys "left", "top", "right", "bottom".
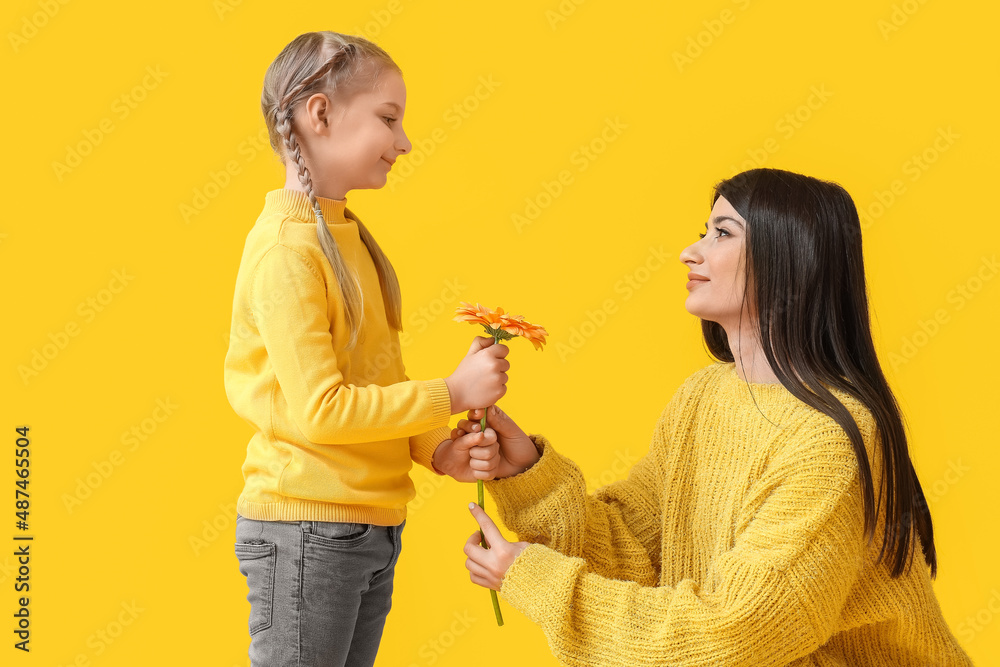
{"left": 273, "top": 44, "right": 366, "bottom": 347}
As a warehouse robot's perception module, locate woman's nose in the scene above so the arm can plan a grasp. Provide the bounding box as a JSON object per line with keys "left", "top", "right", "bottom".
{"left": 679, "top": 240, "right": 701, "bottom": 266}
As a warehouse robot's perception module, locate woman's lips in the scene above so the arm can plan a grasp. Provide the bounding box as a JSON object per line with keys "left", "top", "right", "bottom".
{"left": 686, "top": 273, "right": 709, "bottom": 290}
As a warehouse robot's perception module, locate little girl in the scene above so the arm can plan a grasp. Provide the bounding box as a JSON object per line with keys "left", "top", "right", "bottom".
{"left": 224, "top": 31, "right": 507, "bottom": 666}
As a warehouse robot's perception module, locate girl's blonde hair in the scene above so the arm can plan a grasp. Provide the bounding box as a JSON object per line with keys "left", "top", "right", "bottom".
{"left": 261, "top": 31, "right": 403, "bottom": 349}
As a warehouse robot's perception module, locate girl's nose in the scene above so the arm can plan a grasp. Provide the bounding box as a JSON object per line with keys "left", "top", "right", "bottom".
{"left": 397, "top": 128, "right": 412, "bottom": 155}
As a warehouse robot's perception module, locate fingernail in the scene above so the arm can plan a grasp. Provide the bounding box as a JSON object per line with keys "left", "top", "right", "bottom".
{"left": 468, "top": 502, "right": 476, "bottom": 510}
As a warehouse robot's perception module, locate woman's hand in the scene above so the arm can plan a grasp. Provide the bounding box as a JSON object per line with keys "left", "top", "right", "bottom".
{"left": 464, "top": 503, "right": 529, "bottom": 591}
{"left": 459, "top": 405, "right": 540, "bottom": 478}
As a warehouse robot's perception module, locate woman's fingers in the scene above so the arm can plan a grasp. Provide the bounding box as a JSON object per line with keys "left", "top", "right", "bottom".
{"left": 456, "top": 418, "right": 481, "bottom": 433}
{"left": 464, "top": 530, "right": 486, "bottom": 559}
{"left": 465, "top": 557, "right": 492, "bottom": 580}
{"left": 463, "top": 531, "right": 499, "bottom": 590}
{"left": 469, "top": 573, "right": 495, "bottom": 589}
{"left": 468, "top": 503, "right": 506, "bottom": 548}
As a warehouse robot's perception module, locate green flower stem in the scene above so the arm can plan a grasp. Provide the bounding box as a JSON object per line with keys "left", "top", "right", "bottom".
{"left": 479, "top": 330, "right": 504, "bottom": 626}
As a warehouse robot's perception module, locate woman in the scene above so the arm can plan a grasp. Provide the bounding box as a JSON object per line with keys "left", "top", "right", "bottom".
{"left": 437, "top": 168, "right": 974, "bottom": 665}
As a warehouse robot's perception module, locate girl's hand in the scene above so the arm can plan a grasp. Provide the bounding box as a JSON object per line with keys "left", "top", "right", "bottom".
{"left": 431, "top": 425, "right": 500, "bottom": 483}
{"left": 445, "top": 337, "right": 510, "bottom": 414}
{"left": 458, "top": 406, "right": 540, "bottom": 478}
{"left": 464, "top": 503, "right": 529, "bottom": 592}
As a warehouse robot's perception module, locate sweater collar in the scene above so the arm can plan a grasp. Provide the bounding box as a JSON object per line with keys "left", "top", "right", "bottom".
{"left": 263, "top": 188, "right": 350, "bottom": 225}
{"left": 721, "top": 363, "right": 789, "bottom": 393}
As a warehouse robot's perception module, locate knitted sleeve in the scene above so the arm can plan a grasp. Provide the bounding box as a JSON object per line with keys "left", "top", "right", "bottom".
{"left": 408, "top": 425, "right": 450, "bottom": 471}
{"left": 497, "top": 427, "right": 867, "bottom": 666}
{"left": 485, "top": 416, "right": 669, "bottom": 585}
{"left": 250, "top": 244, "right": 452, "bottom": 444}
{"left": 399, "top": 372, "right": 451, "bottom": 472}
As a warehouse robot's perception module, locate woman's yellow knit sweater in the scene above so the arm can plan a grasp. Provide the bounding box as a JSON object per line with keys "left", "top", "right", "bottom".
{"left": 485, "top": 362, "right": 973, "bottom": 666}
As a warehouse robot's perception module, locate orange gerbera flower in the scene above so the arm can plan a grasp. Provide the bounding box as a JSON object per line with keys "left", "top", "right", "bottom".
{"left": 499, "top": 314, "right": 549, "bottom": 350}
{"left": 453, "top": 302, "right": 548, "bottom": 350}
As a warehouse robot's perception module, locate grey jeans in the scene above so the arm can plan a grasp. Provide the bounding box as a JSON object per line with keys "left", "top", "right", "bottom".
{"left": 234, "top": 514, "right": 404, "bottom": 667}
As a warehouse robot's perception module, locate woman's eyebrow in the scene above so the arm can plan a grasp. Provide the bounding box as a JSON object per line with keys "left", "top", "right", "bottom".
{"left": 712, "top": 215, "right": 744, "bottom": 228}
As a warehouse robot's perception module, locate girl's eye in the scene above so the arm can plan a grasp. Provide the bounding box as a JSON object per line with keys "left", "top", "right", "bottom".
{"left": 383, "top": 116, "right": 397, "bottom": 125}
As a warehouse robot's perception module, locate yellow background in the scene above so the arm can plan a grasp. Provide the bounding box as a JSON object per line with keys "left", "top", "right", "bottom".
{"left": 3, "top": 0, "right": 998, "bottom": 664}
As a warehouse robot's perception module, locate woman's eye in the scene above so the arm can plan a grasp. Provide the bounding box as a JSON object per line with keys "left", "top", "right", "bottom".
{"left": 383, "top": 116, "right": 397, "bottom": 125}
{"left": 699, "top": 227, "right": 730, "bottom": 240}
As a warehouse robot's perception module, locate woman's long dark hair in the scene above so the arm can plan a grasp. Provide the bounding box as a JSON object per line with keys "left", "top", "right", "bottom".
{"left": 704, "top": 168, "right": 936, "bottom": 578}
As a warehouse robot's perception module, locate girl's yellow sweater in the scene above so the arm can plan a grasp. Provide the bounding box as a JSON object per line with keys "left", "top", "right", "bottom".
{"left": 224, "top": 188, "right": 452, "bottom": 525}
{"left": 486, "top": 362, "right": 973, "bottom": 666}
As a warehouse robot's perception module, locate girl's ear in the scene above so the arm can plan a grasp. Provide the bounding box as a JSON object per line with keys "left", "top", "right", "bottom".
{"left": 304, "top": 92, "right": 332, "bottom": 132}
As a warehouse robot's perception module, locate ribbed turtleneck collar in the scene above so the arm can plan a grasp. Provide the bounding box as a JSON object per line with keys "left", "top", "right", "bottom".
{"left": 263, "top": 188, "right": 351, "bottom": 225}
